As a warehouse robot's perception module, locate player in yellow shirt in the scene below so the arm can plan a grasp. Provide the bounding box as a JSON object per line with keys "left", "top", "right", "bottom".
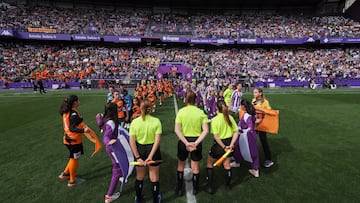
{"left": 252, "top": 88, "right": 274, "bottom": 168}
{"left": 205, "top": 101, "right": 238, "bottom": 193}
{"left": 223, "top": 83, "right": 233, "bottom": 106}
{"left": 129, "top": 101, "right": 162, "bottom": 203}
{"left": 174, "top": 91, "right": 209, "bottom": 196}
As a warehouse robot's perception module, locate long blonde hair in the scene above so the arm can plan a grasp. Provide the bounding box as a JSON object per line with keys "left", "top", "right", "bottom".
{"left": 255, "top": 88, "right": 266, "bottom": 104}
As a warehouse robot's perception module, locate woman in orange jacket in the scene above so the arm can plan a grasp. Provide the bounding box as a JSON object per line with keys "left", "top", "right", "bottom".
{"left": 58, "top": 95, "right": 90, "bottom": 187}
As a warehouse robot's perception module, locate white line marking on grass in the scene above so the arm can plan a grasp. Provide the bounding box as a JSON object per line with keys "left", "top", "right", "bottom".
{"left": 173, "top": 95, "right": 197, "bottom": 203}
{"left": 173, "top": 94, "right": 179, "bottom": 115}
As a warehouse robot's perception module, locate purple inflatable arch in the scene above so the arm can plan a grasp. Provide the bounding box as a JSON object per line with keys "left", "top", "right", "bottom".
{"left": 156, "top": 62, "right": 192, "bottom": 81}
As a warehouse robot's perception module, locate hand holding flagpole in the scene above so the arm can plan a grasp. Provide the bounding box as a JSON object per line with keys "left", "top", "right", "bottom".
{"left": 130, "top": 160, "right": 163, "bottom": 166}
{"left": 213, "top": 150, "right": 232, "bottom": 167}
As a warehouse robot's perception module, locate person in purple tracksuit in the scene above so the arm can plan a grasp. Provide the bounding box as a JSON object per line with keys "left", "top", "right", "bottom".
{"left": 96, "top": 103, "right": 122, "bottom": 203}
{"left": 232, "top": 99, "right": 260, "bottom": 178}
{"left": 217, "top": 90, "right": 225, "bottom": 103}
{"left": 206, "top": 90, "right": 217, "bottom": 120}
{"left": 195, "top": 86, "right": 203, "bottom": 108}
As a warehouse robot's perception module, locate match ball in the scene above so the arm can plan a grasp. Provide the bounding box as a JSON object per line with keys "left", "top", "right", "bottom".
{"left": 183, "top": 167, "right": 193, "bottom": 181}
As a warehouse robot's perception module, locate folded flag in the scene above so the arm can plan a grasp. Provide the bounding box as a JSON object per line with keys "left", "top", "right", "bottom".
{"left": 240, "top": 106, "right": 279, "bottom": 134}
{"left": 110, "top": 127, "right": 134, "bottom": 192}
{"left": 81, "top": 123, "right": 102, "bottom": 157}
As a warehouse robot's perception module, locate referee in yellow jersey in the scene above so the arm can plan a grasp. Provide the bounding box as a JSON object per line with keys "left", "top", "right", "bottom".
{"left": 205, "top": 101, "right": 239, "bottom": 194}
{"left": 175, "top": 91, "right": 209, "bottom": 195}
{"left": 130, "top": 101, "right": 162, "bottom": 203}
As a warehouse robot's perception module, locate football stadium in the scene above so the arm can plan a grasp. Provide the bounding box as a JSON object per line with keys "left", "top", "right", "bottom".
{"left": 0, "top": 0, "right": 360, "bottom": 202}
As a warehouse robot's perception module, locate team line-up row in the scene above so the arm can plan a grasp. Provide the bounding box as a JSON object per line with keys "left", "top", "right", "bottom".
{"left": 58, "top": 81, "right": 274, "bottom": 203}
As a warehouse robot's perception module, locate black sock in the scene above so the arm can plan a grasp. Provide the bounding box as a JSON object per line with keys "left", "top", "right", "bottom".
{"left": 206, "top": 168, "right": 213, "bottom": 187}
{"left": 225, "top": 169, "right": 232, "bottom": 186}
{"left": 135, "top": 179, "right": 144, "bottom": 201}
{"left": 151, "top": 181, "right": 160, "bottom": 203}
{"left": 176, "top": 171, "right": 183, "bottom": 191}
{"left": 192, "top": 173, "right": 200, "bottom": 192}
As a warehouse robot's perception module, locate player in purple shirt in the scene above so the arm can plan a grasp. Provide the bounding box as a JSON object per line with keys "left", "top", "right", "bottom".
{"left": 230, "top": 83, "right": 243, "bottom": 117}
{"left": 206, "top": 90, "right": 217, "bottom": 120}
{"left": 96, "top": 103, "right": 122, "bottom": 203}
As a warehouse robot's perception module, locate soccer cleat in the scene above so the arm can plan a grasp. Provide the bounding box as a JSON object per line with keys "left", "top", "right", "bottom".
{"left": 174, "top": 185, "right": 183, "bottom": 196}
{"left": 105, "top": 192, "right": 120, "bottom": 203}
{"left": 248, "top": 169, "right": 259, "bottom": 178}
{"left": 224, "top": 184, "right": 231, "bottom": 190}
{"left": 264, "top": 160, "right": 274, "bottom": 168}
{"left": 134, "top": 196, "right": 141, "bottom": 203}
{"left": 58, "top": 172, "right": 70, "bottom": 180}
{"left": 205, "top": 185, "right": 213, "bottom": 194}
{"left": 67, "top": 177, "right": 86, "bottom": 187}
{"left": 230, "top": 162, "right": 240, "bottom": 168}
{"left": 156, "top": 194, "right": 162, "bottom": 203}
{"left": 192, "top": 188, "right": 198, "bottom": 195}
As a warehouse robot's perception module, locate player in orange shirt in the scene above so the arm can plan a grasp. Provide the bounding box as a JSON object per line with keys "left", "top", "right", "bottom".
{"left": 147, "top": 88, "right": 157, "bottom": 112}
{"left": 58, "top": 95, "right": 90, "bottom": 187}
{"left": 131, "top": 98, "right": 141, "bottom": 120}
{"left": 112, "top": 90, "right": 129, "bottom": 128}
{"left": 156, "top": 81, "right": 164, "bottom": 106}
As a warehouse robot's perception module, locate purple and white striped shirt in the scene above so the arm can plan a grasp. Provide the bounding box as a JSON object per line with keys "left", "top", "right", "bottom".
{"left": 231, "top": 90, "right": 243, "bottom": 108}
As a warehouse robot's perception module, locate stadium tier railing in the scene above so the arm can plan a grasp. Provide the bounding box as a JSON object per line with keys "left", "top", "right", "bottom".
{"left": 1, "top": 28, "right": 360, "bottom": 45}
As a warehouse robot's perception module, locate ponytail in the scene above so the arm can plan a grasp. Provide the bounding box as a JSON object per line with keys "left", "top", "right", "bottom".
{"left": 59, "top": 95, "right": 79, "bottom": 115}
{"left": 216, "top": 101, "right": 232, "bottom": 127}
{"left": 241, "top": 99, "right": 256, "bottom": 116}
{"left": 99, "top": 102, "right": 118, "bottom": 134}
{"left": 140, "top": 100, "right": 152, "bottom": 121}
{"left": 185, "top": 91, "right": 196, "bottom": 105}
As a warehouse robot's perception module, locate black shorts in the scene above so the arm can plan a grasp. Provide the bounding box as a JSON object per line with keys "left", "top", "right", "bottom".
{"left": 209, "top": 138, "right": 233, "bottom": 159}
{"left": 136, "top": 143, "right": 162, "bottom": 166}
{"left": 118, "top": 118, "right": 125, "bottom": 126}
{"left": 177, "top": 137, "right": 202, "bottom": 162}
{"left": 65, "top": 144, "right": 84, "bottom": 159}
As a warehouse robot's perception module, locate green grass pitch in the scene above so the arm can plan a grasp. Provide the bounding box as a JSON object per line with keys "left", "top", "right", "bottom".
{"left": 0, "top": 89, "right": 359, "bottom": 203}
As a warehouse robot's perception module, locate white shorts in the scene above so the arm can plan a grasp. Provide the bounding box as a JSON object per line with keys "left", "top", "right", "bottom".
{"left": 230, "top": 106, "right": 240, "bottom": 113}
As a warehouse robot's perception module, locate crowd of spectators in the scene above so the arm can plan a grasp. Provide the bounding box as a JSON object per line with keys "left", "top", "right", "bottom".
{"left": 192, "top": 13, "right": 360, "bottom": 38}
{"left": 1, "top": 42, "right": 359, "bottom": 85}
{"left": 149, "top": 13, "right": 192, "bottom": 35}
{"left": 1, "top": 3, "right": 359, "bottom": 38}
{"left": 0, "top": 3, "right": 149, "bottom": 36}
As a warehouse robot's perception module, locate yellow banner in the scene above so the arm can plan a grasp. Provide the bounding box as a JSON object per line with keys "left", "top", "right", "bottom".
{"left": 27, "top": 27, "right": 57, "bottom": 33}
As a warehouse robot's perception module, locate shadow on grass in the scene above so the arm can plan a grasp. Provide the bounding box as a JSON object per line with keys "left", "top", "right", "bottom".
{"left": 79, "top": 164, "right": 112, "bottom": 180}
{"left": 259, "top": 137, "right": 294, "bottom": 175}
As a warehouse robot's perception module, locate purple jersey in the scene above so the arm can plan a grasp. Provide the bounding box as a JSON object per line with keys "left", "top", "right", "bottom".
{"left": 217, "top": 96, "right": 224, "bottom": 103}
{"left": 206, "top": 95, "right": 217, "bottom": 119}
{"left": 196, "top": 89, "right": 203, "bottom": 108}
